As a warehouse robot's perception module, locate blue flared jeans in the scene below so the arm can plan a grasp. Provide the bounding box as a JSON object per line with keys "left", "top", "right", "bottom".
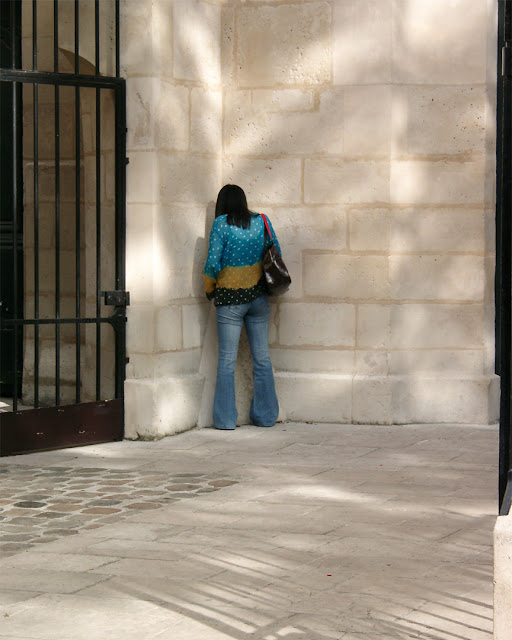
{"left": 213, "top": 294, "right": 279, "bottom": 430}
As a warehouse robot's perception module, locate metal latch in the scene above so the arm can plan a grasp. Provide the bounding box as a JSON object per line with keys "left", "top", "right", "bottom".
{"left": 103, "top": 291, "right": 130, "bottom": 306}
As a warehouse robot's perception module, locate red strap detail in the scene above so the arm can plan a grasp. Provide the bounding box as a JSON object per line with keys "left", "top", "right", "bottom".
{"left": 261, "top": 214, "right": 272, "bottom": 239}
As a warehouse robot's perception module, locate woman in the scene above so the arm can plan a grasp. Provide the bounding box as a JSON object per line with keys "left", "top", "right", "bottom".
{"left": 204, "top": 184, "right": 281, "bottom": 430}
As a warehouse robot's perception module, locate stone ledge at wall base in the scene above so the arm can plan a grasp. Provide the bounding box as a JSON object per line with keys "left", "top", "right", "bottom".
{"left": 494, "top": 511, "right": 512, "bottom": 640}
{"left": 274, "top": 373, "right": 500, "bottom": 425}
{"left": 124, "top": 375, "right": 205, "bottom": 440}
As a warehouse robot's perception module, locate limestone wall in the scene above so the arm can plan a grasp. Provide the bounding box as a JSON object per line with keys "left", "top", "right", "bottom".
{"left": 123, "top": 0, "right": 499, "bottom": 437}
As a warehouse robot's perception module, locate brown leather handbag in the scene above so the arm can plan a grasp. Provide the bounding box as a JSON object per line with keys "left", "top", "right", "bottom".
{"left": 261, "top": 214, "right": 291, "bottom": 296}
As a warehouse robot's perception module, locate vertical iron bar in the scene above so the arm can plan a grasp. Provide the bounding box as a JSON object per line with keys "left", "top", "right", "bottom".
{"left": 12, "top": 78, "right": 18, "bottom": 411}
{"left": 114, "top": 81, "right": 126, "bottom": 400}
{"left": 75, "top": 84, "right": 81, "bottom": 404}
{"left": 95, "top": 1, "right": 101, "bottom": 400}
{"left": 32, "top": 0, "right": 39, "bottom": 408}
{"left": 499, "top": 0, "right": 512, "bottom": 510}
{"left": 54, "top": 0, "right": 58, "bottom": 73}
{"left": 54, "top": 0, "right": 61, "bottom": 404}
{"left": 33, "top": 93, "right": 39, "bottom": 408}
{"left": 115, "top": 0, "right": 120, "bottom": 78}
{"left": 74, "top": 0, "right": 79, "bottom": 74}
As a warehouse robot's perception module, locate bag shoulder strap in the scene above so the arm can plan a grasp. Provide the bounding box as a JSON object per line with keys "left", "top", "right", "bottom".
{"left": 260, "top": 214, "right": 272, "bottom": 240}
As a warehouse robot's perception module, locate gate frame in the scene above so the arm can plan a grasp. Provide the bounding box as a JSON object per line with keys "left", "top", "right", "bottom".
{"left": 0, "top": 0, "right": 128, "bottom": 456}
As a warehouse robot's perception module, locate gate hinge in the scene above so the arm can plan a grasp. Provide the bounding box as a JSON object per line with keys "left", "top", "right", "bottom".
{"left": 103, "top": 290, "right": 130, "bottom": 306}
{"left": 125, "top": 157, "right": 130, "bottom": 165}
{"left": 503, "top": 43, "right": 512, "bottom": 77}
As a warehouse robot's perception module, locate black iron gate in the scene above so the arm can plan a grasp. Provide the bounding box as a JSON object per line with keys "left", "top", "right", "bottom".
{"left": 498, "top": 0, "right": 512, "bottom": 513}
{"left": 0, "top": 0, "right": 128, "bottom": 455}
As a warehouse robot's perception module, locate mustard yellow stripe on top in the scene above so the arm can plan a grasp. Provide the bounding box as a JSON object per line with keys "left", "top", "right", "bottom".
{"left": 217, "top": 263, "right": 263, "bottom": 290}
{"left": 204, "top": 275, "right": 217, "bottom": 294}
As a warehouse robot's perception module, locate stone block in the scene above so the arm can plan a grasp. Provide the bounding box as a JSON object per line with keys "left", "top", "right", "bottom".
{"left": 305, "top": 160, "right": 389, "bottom": 204}
{"left": 390, "top": 255, "right": 485, "bottom": 301}
{"left": 126, "top": 152, "right": 158, "bottom": 204}
{"left": 126, "top": 305, "right": 155, "bottom": 354}
{"left": 392, "top": 0, "right": 487, "bottom": 84}
{"left": 353, "top": 376, "right": 392, "bottom": 424}
{"left": 391, "top": 375, "right": 498, "bottom": 424}
{"left": 125, "top": 374, "right": 205, "bottom": 439}
{"left": 124, "top": 378, "right": 157, "bottom": 439}
{"left": 494, "top": 513, "right": 512, "bottom": 640}
{"left": 154, "top": 306, "right": 182, "bottom": 352}
{"left": 268, "top": 206, "right": 346, "bottom": 295}
{"left": 155, "top": 82, "right": 190, "bottom": 152}
{"left": 191, "top": 88, "right": 222, "bottom": 153}
{"left": 333, "top": 0, "right": 392, "bottom": 85}
{"left": 278, "top": 303, "right": 355, "bottom": 347}
{"left": 160, "top": 154, "right": 221, "bottom": 204}
{"left": 125, "top": 354, "right": 154, "bottom": 380}
{"left": 390, "top": 209, "right": 485, "bottom": 253}
{"left": 349, "top": 209, "right": 391, "bottom": 252}
{"left": 182, "top": 303, "right": 210, "bottom": 349}
{"left": 355, "top": 351, "right": 389, "bottom": 376}
{"left": 390, "top": 160, "right": 485, "bottom": 205}
{"left": 252, "top": 89, "right": 315, "bottom": 113}
{"left": 154, "top": 350, "right": 202, "bottom": 377}
{"left": 126, "top": 78, "right": 157, "bottom": 150}
{"left": 271, "top": 349, "right": 354, "bottom": 374}
{"left": 389, "top": 350, "right": 484, "bottom": 377}
{"left": 390, "top": 304, "right": 483, "bottom": 349}
{"left": 303, "top": 255, "right": 390, "bottom": 300}
{"left": 153, "top": 203, "right": 210, "bottom": 303}
{"left": 224, "top": 88, "right": 345, "bottom": 156}
{"left": 236, "top": 3, "right": 331, "bottom": 87}
{"left": 120, "top": 0, "right": 154, "bottom": 77}
{"left": 392, "top": 86, "right": 486, "bottom": 156}
{"left": 275, "top": 373, "right": 352, "bottom": 423}
{"left": 344, "top": 86, "right": 392, "bottom": 156}
{"left": 357, "top": 305, "right": 391, "bottom": 349}
{"left": 126, "top": 204, "right": 154, "bottom": 304}
{"left": 173, "top": 0, "right": 221, "bottom": 85}
{"left": 223, "top": 158, "right": 301, "bottom": 206}
{"left": 152, "top": 0, "right": 174, "bottom": 79}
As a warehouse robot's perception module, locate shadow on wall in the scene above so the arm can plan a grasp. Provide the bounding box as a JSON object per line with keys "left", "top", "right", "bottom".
{"left": 146, "top": 0, "right": 494, "bottom": 424}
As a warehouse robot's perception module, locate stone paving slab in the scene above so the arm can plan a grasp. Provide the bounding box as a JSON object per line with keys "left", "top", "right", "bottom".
{"left": 0, "top": 422, "right": 498, "bottom": 639}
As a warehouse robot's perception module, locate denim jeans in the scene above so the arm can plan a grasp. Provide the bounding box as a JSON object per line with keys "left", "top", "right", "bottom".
{"left": 213, "top": 294, "right": 279, "bottom": 430}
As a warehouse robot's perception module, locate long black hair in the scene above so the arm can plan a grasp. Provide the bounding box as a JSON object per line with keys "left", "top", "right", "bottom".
{"left": 215, "top": 184, "right": 253, "bottom": 229}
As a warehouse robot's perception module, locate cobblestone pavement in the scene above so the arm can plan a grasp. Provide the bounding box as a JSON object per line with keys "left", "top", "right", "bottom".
{"left": 0, "top": 466, "right": 237, "bottom": 557}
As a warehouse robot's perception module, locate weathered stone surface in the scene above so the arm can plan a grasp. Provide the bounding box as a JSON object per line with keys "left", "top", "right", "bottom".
{"left": 191, "top": 88, "right": 222, "bottom": 153}
{"left": 127, "top": 306, "right": 155, "bottom": 354}
{"left": 389, "top": 350, "right": 485, "bottom": 376}
{"left": 390, "top": 304, "right": 483, "bottom": 349}
{"left": 236, "top": 3, "right": 331, "bottom": 87}
{"left": 303, "top": 255, "right": 390, "bottom": 300}
{"left": 390, "top": 209, "right": 485, "bottom": 253}
{"left": 182, "top": 303, "right": 210, "bottom": 350}
{"left": 353, "top": 376, "right": 392, "bottom": 424}
{"left": 392, "top": 86, "right": 486, "bottom": 156}
{"left": 349, "top": 209, "right": 391, "bottom": 252}
{"left": 357, "top": 305, "right": 391, "bottom": 349}
{"left": 392, "top": 0, "right": 487, "bottom": 84}
{"left": 160, "top": 154, "right": 221, "bottom": 205}
{"left": 392, "top": 375, "right": 498, "bottom": 424}
{"left": 154, "top": 306, "right": 182, "bottom": 352}
{"left": 275, "top": 373, "right": 352, "bottom": 423}
{"left": 390, "top": 160, "right": 485, "bottom": 205}
{"left": 305, "top": 160, "right": 390, "bottom": 204}
{"left": 333, "top": 0, "right": 392, "bottom": 85}
{"left": 271, "top": 349, "right": 354, "bottom": 374}
{"left": 155, "top": 82, "right": 190, "bottom": 152}
{"left": 390, "top": 255, "right": 485, "bottom": 301}
{"left": 278, "top": 303, "right": 355, "bottom": 347}
{"left": 344, "top": 86, "right": 392, "bottom": 156}
{"left": 223, "top": 158, "right": 302, "bottom": 206}
{"left": 173, "top": 0, "right": 221, "bottom": 85}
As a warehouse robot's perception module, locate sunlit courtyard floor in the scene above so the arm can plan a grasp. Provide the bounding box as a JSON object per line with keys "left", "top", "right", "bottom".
{"left": 0, "top": 422, "right": 497, "bottom": 639}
